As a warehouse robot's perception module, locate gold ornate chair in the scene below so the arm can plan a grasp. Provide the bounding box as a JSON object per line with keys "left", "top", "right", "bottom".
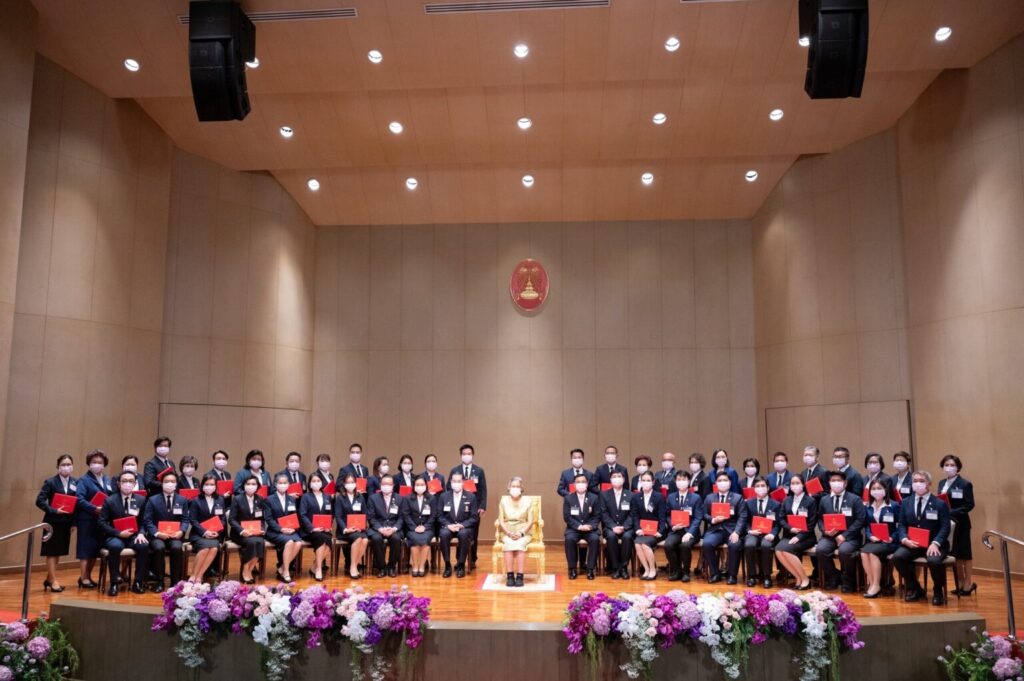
{"left": 492, "top": 495, "right": 545, "bottom": 582}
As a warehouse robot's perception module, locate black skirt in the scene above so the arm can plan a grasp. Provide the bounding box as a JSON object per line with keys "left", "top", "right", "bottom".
{"left": 405, "top": 529, "right": 434, "bottom": 547}
{"left": 950, "top": 521, "right": 973, "bottom": 560}
{"left": 860, "top": 540, "right": 898, "bottom": 558}
{"left": 776, "top": 534, "right": 816, "bottom": 555}
{"left": 191, "top": 536, "right": 223, "bottom": 551}
{"left": 301, "top": 531, "right": 333, "bottom": 550}
{"left": 41, "top": 523, "right": 72, "bottom": 557}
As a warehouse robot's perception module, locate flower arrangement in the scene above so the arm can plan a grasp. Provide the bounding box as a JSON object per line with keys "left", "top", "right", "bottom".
{"left": 563, "top": 589, "right": 863, "bottom": 680}
{"left": 938, "top": 626, "right": 1024, "bottom": 681}
{"left": 0, "top": 618, "right": 79, "bottom": 681}
{"left": 153, "top": 580, "right": 430, "bottom": 681}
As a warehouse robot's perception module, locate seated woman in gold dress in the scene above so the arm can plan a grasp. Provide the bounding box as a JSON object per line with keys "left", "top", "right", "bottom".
{"left": 497, "top": 476, "right": 536, "bottom": 587}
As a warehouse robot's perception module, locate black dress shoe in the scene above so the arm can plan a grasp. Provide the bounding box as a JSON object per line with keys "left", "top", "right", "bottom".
{"left": 514, "top": 573, "right": 524, "bottom": 587}
{"left": 863, "top": 590, "right": 881, "bottom": 599}
{"left": 107, "top": 584, "right": 119, "bottom": 597}
{"left": 469, "top": 561, "right": 477, "bottom": 571}
{"left": 506, "top": 572, "right": 515, "bottom": 587}
{"left": 377, "top": 569, "right": 387, "bottom": 578}
{"left": 78, "top": 578, "right": 97, "bottom": 590}
{"left": 904, "top": 589, "right": 924, "bottom": 602}
{"left": 746, "top": 578, "right": 757, "bottom": 587}
{"left": 668, "top": 571, "right": 682, "bottom": 582}
{"left": 442, "top": 566, "right": 453, "bottom": 578}
{"left": 824, "top": 580, "right": 841, "bottom": 591}
{"left": 708, "top": 574, "right": 722, "bottom": 584}
{"left": 726, "top": 577, "right": 737, "bottom": 585}
{"left": 130, "top": 582, "right": 146, "bottom": 594}
{"left": 455, "top": 566, "right": 466, "bottom": 578}
{"left": 932, "top": 593, "right": 946, "bottom": 606}
{"left": 840, "top": 585, "right": 853, "bottom": 594}
{"left": 568, "top": 568, "right": 578, "bottom": 580}
{"left": 151, "top": 583, "right": 164, "bottom": 594}
{"left": 763, "top": 579, "right": 773, "bottom": 589}
{"left": 611, "top": 569, "right": 621, "bottom": 580}
{"left": 620, "top": 567, "right": 630, "bottom": 580}
{"left": 587, "top": 569, "right": 595, "bottom": 580}
{"left": 681, "top": 572, "right": 691, "bottom": 583}
{"left": 387, "top": 567, "right": 397, "bottom": 578}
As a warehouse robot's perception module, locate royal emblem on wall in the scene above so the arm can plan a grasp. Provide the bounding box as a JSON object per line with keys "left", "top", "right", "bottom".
{"left": 509, "top": 258, "right": 549, "bottom": 312}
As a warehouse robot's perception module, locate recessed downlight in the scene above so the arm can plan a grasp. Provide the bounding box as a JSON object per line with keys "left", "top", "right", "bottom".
{"left": 769, "top": 109, "right": 784, "bottom": 121}
{"left": 517, "top": 117, "right": 532, "bottom": 130}
{"left": 652, "top": 112, "right": 667, "bottom": 125}
{"left": 513, "top": 43, "right": 529, "bottom": 58}
{"left": 367, "top": 49, "right": 383, "bottom": 64}
{"left": 245, "top": 57, "right": 260, "bottom": 69}
{"left": 745, "top": 170, "right": 759, "bottom": 182}
{"left": 388, "top": 121, "right": 404, "bottom": 134}
{"left": 279, "top": 126, "right": 294, "bottom": 138}
{"left": 522, "top": 174, "right": 535, "bottom": 188}
{"left": 664, "top": 36, "right": 681, "bottom": 52}
{"left": 798, "top": 36, "right": 810, "bottom": 47}
{"left": 935, "top": 26, "right": 952, "bottom": 42}
{"left": 641, "top": 172, "right": 654, "bottom": 186}
{"left": 307, "top": 178, "right": 320, "bottom": 191}
{"left": 124, "top": 58, "right": 140, "bottom": 72}
{"left": 405, "top": 177, "right": 418, "bottom": 190}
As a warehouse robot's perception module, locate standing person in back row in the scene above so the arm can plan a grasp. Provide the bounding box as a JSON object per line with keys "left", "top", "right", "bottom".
{"left": 143, "top": 436, "right": 176, "bottom": 497}
{"left": 448, "top": 444, "right": 486, "bottom": 570}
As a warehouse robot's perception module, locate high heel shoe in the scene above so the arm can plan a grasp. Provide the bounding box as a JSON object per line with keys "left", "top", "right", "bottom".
{"left": 77, "top": 578, "right": 97, "bottom": 590}
{"left": 241, "top": 575, "right": 256, "bottom": 585}
{"left": 43, "top": 579, "right": 65, "bottom": 593}
{"left": 954, "top": 583, "right": 977, "bottom": 597}
{"left": 349, "top": 571, "right": 362, "bottom": 580}
{"left": 796, "top": 581, "right": 812, "bottom": 591}
{"left": 309, "top": 569, "right": 324, "bottom": 583}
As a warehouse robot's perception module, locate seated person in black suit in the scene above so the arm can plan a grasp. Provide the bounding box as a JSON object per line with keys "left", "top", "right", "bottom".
{"left": 563, "top": 473, "right": 600, "bottom": 580}
{"left": 893, "top": 470, "right": 952, "bottom": 605}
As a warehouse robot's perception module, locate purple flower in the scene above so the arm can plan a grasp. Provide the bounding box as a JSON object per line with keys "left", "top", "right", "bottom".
{"left": 993, "top": 657, "right": 1022, "bottom": 680}
{"left": 0, "top": 665, "right": 11, "bottom": 681}
{"left": 993, "top": 636, "right": 1013, "bottom": 659}
{"left": 215, "top": 581, "right": 240, "bottom": 601}
{"left": 2, "top": 622, "right": 29, "bottom": 643}
{"left": 207, "top": 599, "right": 231, "bottom": 623}
{"left": 26, "top": 636, "right": 51, "bottom": 660}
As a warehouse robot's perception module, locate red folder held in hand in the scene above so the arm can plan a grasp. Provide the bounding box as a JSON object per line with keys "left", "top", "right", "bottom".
{"left": 787, "top": 514, "right": 808, "bottom": 532}
{"left": 355, "top": 478, "right": 367, "bottom": 493}
{"left": 52, "top": 493, "right": 77, "bottom": 513}
{"left": 113, "top": 516, "right": 138, "bottom": 534}
{"left": 671, "top": 510, "right": 691, "bottom": 527}
{"left": 936, "top": 493, "right": 950, "bottom": 506}
{"left": 179, "top": 488, "right": 200, "bottom": 500}
{"left": 892, "top": 488, "right": 902, "bottom": 502}
{"left": 805, "top": 477, "right": 824, "bottom": 495}
{"left": 711, "top": 502, "right": 731, "bottom": 519}
{"left": 823, "top": 514, "right": 848, "bottom": 533}
{"left": 256, "top": 485, "right": 268, "bottom": 498}
{"left": 742, "top": 487, "right": 756, "bottom": 500}
{"left": 770, "top": 487, "right": 787, "bottom": 503}
{"left": 346, "top": 514, "right": 366, "bottom": 530}
{"left": 324, "top": 480, "right": 336, "bottom": 496}
{"left": 90, "top": 491, "right": 108, "bottom": 508}
{"left": 216, "top": 480, "right": 233, "bottom": 496}
{"left": 241, "top": 520, "right": 262, "bottom": 534}
{"left": 399, "top": 485, "right": 413, "bottom": 497}
{"left": 463, "top": 479, "right": 478, "bottom": 494}
{"left": 427, "top": 479, "right": 443, "bottom": 495}
{"left": 752, "top": 516, "right": 773, "bottom": 534}
{"left": 287, "top": 483, "right": 303, "bottom": 496}
{"left": 133, "top": 490, "right": 148, "bottom": 498}
{"left": 313, "top": 514, "right": 332, "bottom": 530}
{"left": 908, "top": 526, "right": 931, "bottom": 546}
{"left": 156, "top": 465, "right": 174, "bottom": 480}
{"left": 200, "top": 516, "right": 224, "bottom": 533}
{"left": 600, "top": 483, "right": 612, "bottom": 492}
{"left": 158, "top": 521, "right": 180, "bottom": 535}
{"left": 869, "top": 523, "right": 890, "bottom": 542}
{"left": 639, "top": 519, "right": 658, "bottom": 535}
{"left": 278, "top": 513, "right": 300, "bottom": 530}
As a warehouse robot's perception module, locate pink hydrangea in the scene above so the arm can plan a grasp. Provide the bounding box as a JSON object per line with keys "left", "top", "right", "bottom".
{"left": 26, "top": 635, "right": 51, "bottom": 660}
{"left": 993, "top": 657, "right": 1022, "bottom": 680}
{"left": 3, "top": 622, "right": 29, "bottom": 643}
{"left": 0, "top": 665, "right": 12, "bottom": 681}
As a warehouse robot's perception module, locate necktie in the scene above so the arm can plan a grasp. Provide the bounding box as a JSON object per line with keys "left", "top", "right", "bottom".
{"left": 166, "top": 495, "right": 172, "bottom": 510}
{"left": 758, "top": 500, "right": 765, "bottom": 515}
{"left": 355, "top": 464, "right": 362, "bottom": 477}
{"left": 778, "top": 473, "right": 783, "bottom": 487}
{"left": 465, "top": 465, "right": 470, "bottom": 478}
{"left": 124, "top": 497, "right": 131, "bottom": 509}
{"left": 720, "top": 494, "right": 726, "bottom": 504}
{"left": 833, "top": 496, "right": 840, "bottom": 512}
{"left": 916, "top": 497, "right": 924, "bottom": 520}
{"left": 291, "top": 472, "right": 297, "bottom": 483}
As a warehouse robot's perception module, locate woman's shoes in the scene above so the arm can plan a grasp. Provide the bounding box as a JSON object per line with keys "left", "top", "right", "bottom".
{"left": 309, "top": 569, "right": 324, "bottom": 582}
{"left": 796, "top": 581, "right": 812, "bottom": 591}
{"left": 514, "top": 573, "right": 524, "bottom": 588}
{"left": 77, "top": 578, "right": 97, "bottom": 590}
{"left": 506, "top": 572, "right": 515, "bottom": 587}
{"left": 349, "top": 572, "right": 361, "bottom": 580}
{"left": 241, "top": 574, "right": 256, "bottom": 585}
{"left": 43, "top": 579, "right": 64, "bottom": 593}
{"left": 953, "top": 583, "right": 977, "bottom": 597}
{"left": 862, "top": 589, "right": 881, "bottom": 599}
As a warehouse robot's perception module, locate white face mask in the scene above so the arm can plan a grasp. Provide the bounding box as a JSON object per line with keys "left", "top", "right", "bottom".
{"left": 156, "top": 446, "right": 170, "bottom": 456}
{"left": 829, "top": 480, "right": 846, "bottom": 494}
{"left": 425, "top": 461, "right": 437, "bottom": 472}
{"left": 310, "top": 481, "right": 323, "bottom": 492}
{"left": 866, "top": 462, "right": 881, "bottom": 474}
{"left": 350, "top": 452, "right": 362, "bottom": 463}
{"left": 90, "top": 463, "right": 104, "bottom": 474}
{"left": 344, "top": 482, "right": 357, "bottom": 493}
{"left": 380, "top": 484, "right": 393, "bottom": 495}
{"left": 287, "top": 461, "right": 301, "bottom": 472}
{"left": 120, "top": 482, "right": 135, "bottom": 495}
{"left": 414, "top": 485, "right": 426, "bottom": 495}
{"left": 833, "top": 458, "right": 847, "bottom": 468}
{"left": 214, "top": 459, "right": 228, "bottom": 470}
{"left": 675, "top": 480, "right": 689, "bottom": 491}
{"left": 640, "top": 481, "right": 653, "bottom": 492}
{"left": 689, "top": 462, "right": 701, "bottom": 473}
{"left": 509, "top": 487, "right": 522, "bottom": 498}
{"left": 716, "top": 480, "right": 730, "bottom": 492}
{"left": 162, "top": 482, "right": 177, "bottom": 494}
{"left": 245, "top": 485, "right": 258, "bottom": 495}
{"left": 744, "top": 467, "right": 757, "bottom": 477}
{"left": 610, "top": 477, "right": 624, "bottom": 489}
{"left": 124, "top": 464, "right": 137, "bottom": 473}
{"left": 605, "top": 454, "right": 617, "bottom": 464}
{"left": 803, "top": 455, "right": 816, "bottom": 466}
{"left": 893, "top": 460, "right": 908, "bottom": 472}
{"left": 203, "top": 485, "right": 217, "bottom": 496}
{"left": 574, "top": 482, "right": 588, "bottom": 494}
{"left": 461, "top": 454, "right": 474, "bottom": 465}
{"left": 318, "top": 461, "right": 331, "bottom": 471}
{"left": 570, "top": 458, "right": 584, "bottom": 468}
{"left": 635, "top": 465, "right": 648, "bottom": 474}
{"left": 754, "top": 486, "right": 769, "bottom": 498}
{"left": 661, "top": 461, "right": 674, "bottom": 471}
{"left": 250, "top": 460, "right": 262, "bottom": 470}
{"left": 912, "top": 481, "right": 927, "bottom": 495}
{"left": 450, "top": 482, "right": 463, "bottom": 493}
{"left": 59, "top": 464, "right": 73, "bottom": 476}
{"left": 378, "top": 464, "right": 389, "bottom": 474}
{"left": 715, "top": 458, "right": 728, "bottom": 468}
{"left": 944, "top": 465, "right": 958, "bottom": 478}
{"left": 401, "top": 463, "right": 413, "bottom": 473}
{"left": 870, "top": 489, "right": 886, "bottom": 500}
{"left": 276, "top": 483, "right": 290, "bottom": 494}
{"left": 790, "top": 484, "right": 803, "bottom": 495}
{"left": 774, "top": 461, "right": 787, "bottom": 472}
{"left": 182, "top": 466, "right": 195, "bottom": 476}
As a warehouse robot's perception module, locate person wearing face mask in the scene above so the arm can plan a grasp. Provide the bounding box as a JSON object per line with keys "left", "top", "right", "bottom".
{"left": 233, "top": 450, "right": 270, "bottom": 495}
{"left": 687, "top": 453, "right": 712, "bottom": 498}
{"left": 859, "top": 479, "right": 899, "bottom": 598}
{"left": 893, "top": 470, "right": 951, "bottom": 605}
{"left": 563, "top": 474, "right": 601, "bottom": 580}
{"left": 774, "top": 474, "right": 819, "bottom": 590}
{"left": 741, "top": 477, "right": 780, "bottom": 588}
{"left": 631, "top": 471, "right": 668, "bottom": 580}
{"left": 701, "top": 471, "right": 747, "bottom": 584}
{"left": 710, "top": 449, "right": 741, "bottom": 492}
{"left": 120, "top": 455, "right": 143, "bottom": 495}
{"left": 891, "top": 451, "right": 913, "bottom": 499}
{"left": 599, "top": 470, "right": 635, "bottom": 580}
{"left": 860, "top": 452, "right": 892, "bottom": 502}
{"left": 437, "top": 471, "right": 479, "bottom": 578}
{"left": 367, "top": 474, "right": 405, "bottom": 577}
{"left": 831, "top": 447, "right": 863, "bottom": 499}
{"left": 229, "top": 475, "right": 267, "bottom": 583}
{"left": 419, "top": 453, "right": 446, "bottom": 493}
{"left": 497, "top": 477, "right": 536, "bottom": 587}
{"left": 298, "top": 471, "right": 334, "bottom": 581}
{"left": 335, "top": 473, "right": 369, "bottom": 579}
{"left": 664, "top": 471, "right": 703, "bottom": 582}
{"left": 447, "top": 444, "right": 487, "bottom": 570}
{"left": 395, "top": 454, "right": 417, "bottom": 494}
{"left": 37, "top": 454, "right": 78, "bottom": 592}
{"left": 143, "top": 471, "right": 190, "bottom": 592}
{"left": 655, "top": 452, "right": 677, "bottom": 492}
{"left": 938, "top": 454, "right": 975, "bottom": 597}
{"left": 277, "top": 451, "right": 307, "bottom": 499}
{"left": 557, "top": 448, "right": 596, "bottom": 497}
{"left": 740, "top": 458, "right": 761, "bottom": 490}
{"left": 630, "top": 456, "right": 664, "bottom": 495}
{"left": 813, "top": 470, "right": 866, "bottom": 593}
{"left": 312, "top": 453, "right": 335, "bottom": 494}
{"left": 75, "top": 449, "right": 114, "bottom": 589}
{"left": 339, "top": 443, "right": 369, "bottom": 490}
{"left": 595, "top": 445, "right": 630, "bottom": 490}
{"left": 799, "top": 446, "right": 829, "bottom": 497}
{"left": 98, "top": 470, "right": 150, "bottom": 596}
{"left": 206, "top": 450, "right": 233, "bottom": 491}
{"left": 402, "top": 477, "right": 436, "bottom": 577}
{"left": 367, "top": 456, "right": 390, "bottom": 497}
{"left": 264, "top": 473, "right": 305, "bottom": 582}
{"left": 188, "top": 474, "right": 226, "bottom": 583}
{"left": 768, "top": 452, "right": 791, "bottom": 492}
{"left": 176, "top": 455, "right": 200, "bottom": 492}
{"left": 144, "top": 436, "right": 177, "bottom": 497}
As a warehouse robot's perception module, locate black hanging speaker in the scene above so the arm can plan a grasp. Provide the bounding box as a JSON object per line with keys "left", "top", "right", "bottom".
{"left": 188, "top": 1, "right": 255, "bottom": 121}
{"left": 799, "top": 0, "right": 868, "bottom": 99}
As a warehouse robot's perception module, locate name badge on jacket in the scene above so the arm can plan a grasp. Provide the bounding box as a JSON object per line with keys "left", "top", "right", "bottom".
{"left": 570, "top": 508, "right": 579, "bottom": 516}
{"left": 422, "top": 506, "right": 431, "bottom": 515}
{"left": 926, "top": 511, "right": 938, "bottom": 520}
{"left": 255, "top": 510, "right": 263, "bottom": 518}
{"left": 353, "top": 503, "right": 362, "bottom": 511}
{"left": 215, "top": 508, "right": 224, "bottom": 515}
{"left": 842, "top": 508, "right": 852, "bottom": 517}
{"left": 128, "top": 508, "right": 139, "bottom": 516}
{"left": 952, "top": 490, "right": 964, "bottom": 499}
{"left": 173, "top": 506, "right": 183, "bottom": 515}
{"left": 390, "top": 505, "right": 399, "bottom": 515}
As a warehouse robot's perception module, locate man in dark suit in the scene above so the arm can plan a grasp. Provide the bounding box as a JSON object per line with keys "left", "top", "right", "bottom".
{"left": 701, "top": 472, "right": 748, "bottom": 584}
{"left": 447, "top": 444, "right": 486, "bottom": 569}
{"left": 893, "top": 470, "right": 952, "bottom": 605}
{"left": 814, "top": 470, "right": 867, "bottom": 593}
{"left": 143, "top": 436, "right": 176, "bottom": 497}
{"left": 556, "top": 448, "right": 597, "bottom": 497}
{"left": 277, "top": 451, "right": 307, "bottom": 499}
{"left": 142, "top": 471, "right": 190, "bottom": 591}
{"left": 339, "top": 443, "right": 369, "bottom": 482}
{"left": 599, "top": 470, "right": 634, "bottom": 579}
{"left": 563, "top": 474, "right": 601, "bottom": 580}
{"left": 832, "top": 447, "right": 863, "bottom": 499}
{"left": 98, "top": 471, "right": 150, "bottom": 596}
{"left": 438, "top": 471, "right": 479, "bottom": 578}
{"left": 594, "top": 445, "right": 629, "bottom": 488}
{"left": 767, "top": 451, "right": 791, "bottom": 491}
{"left": 655, "top": 452, "right": 678, "bottom": 491}
{"left": 664, "top": 470, "right": 704, "bottom": 582}
{"left": 366, "top": 474, "right": 404, "bottom": 577}
{"left": 799, "top": 445, "right": 830, "bottom": 497}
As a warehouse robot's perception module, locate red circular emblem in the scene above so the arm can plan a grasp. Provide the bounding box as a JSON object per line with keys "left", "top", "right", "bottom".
{"left": 509, "top": 258, "right": 549, "bottom": 312}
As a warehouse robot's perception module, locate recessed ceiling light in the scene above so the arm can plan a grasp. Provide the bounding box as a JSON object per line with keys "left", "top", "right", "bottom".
{"left": 124, "top": 58, "right": 140, "bottom": 72}
{"left": 388, "top": 121, "right": 404, "bottom": 134}
{"left": 641, "top": 172, "right": 654, "bottom": 186}
{"left": 367, "top": 49, "right": 383, "bottom": 64}
{"left": 513, "top": 43, "right": 529, "bottom": 59}
{"left": 517, "top": 117, "right": 532, "bottom": 130}
{"left": 769, "top": 109, "right": 784, "bottom": 121}
{"left": 245, "top": 57, "right": 260, "bottom": 69}
{"left": 652, "top": 112, "right": 667, "bottom": 125}
{"left": 307, "top": 178, "right": 320, "bottom": 191}
{"left": 664, "top": 36, "right": 681, "bottom": 52}
{"left": 798, "top": 36, "right": 810, "bottom": 47}
{"left": 279, "top": 126, "right": 294, "bottom": 138}
{"left": 522, "top": 174, "right": 535, "bottom": 188}
{"left": 935, "top": 26, "right": 952, "bottom": 42}
{"left": 405, "top": 177, "right": 418, "bottom": 190}
{"left": 745, "top": 170, "right": 759, "bottom": 182}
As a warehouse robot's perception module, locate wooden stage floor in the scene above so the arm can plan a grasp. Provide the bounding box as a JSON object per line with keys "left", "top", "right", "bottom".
{"left": 4, "top": 546, "right": 1019, "bottom": 630}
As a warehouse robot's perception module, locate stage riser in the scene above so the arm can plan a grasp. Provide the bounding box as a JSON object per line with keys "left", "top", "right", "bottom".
{"left": 51, "top": 601, "right": 983, "bottom": 681}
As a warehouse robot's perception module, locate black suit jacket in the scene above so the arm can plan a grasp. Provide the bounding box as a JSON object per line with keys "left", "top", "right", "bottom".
{"left": 367, "top": 493, "right": 403, "bottom": 531}
{"left": 437, "top": 491, "right": 479, "bottom": 528}
{"left": 778, "top": 494, "right": 819, "bottom": 541}
{"left": 557, "top": 468, "right": 598, "bottom": 497}
{"left": 630, "top": 491, "right": 668, "bottom": 536}
{"left": 447, "top": 465, "right": 488, "bottom": 510}
{"left": 817, "top": 491, "right": 867, "bottom": 539}
{"left": 36, "top": 475, "right": 78, "bottom": 525}
{"left": 143, "top": 456, "right": 177, "bottom": 496}
{"left": 563, "top": 492, "right": 601, "bottom": 531}
{"left": 143, "top": 492, "right": 190, "bottom": 537}
{"left": 334, "top": 493, "right": 368, "bottom": 529}
{"left": 228, "top": 494, "right": 267, "bottom": 535}
{"left": 666, "top": 490, "right": 704, "bottom": 536}
{"left": 937, "top": 476, "right": 974, "bottom": 529}
{"left": 898, "top": 493, "right": 951, "bottom": 549}
{"left": 594, "top": 463, "right": 629, "bottom": 486}
{"left": 702, "top": 491, "right": 747, "bottom": 534}
{"left": 599, "top": 488, "right": 635, "bottom": 531}
{"left": 98, "top": 494, "right": 145, "bottom": 538}
{"left": 401, "top": 494, "right": 437, "bottom": 533}
{"left": 189, "top": 495, "right": 227, "bottom": 537}
{"left": 298, "top": 492, "right": 333, "bottom": 535}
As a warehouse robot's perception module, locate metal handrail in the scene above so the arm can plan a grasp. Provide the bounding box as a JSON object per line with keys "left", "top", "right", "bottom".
{"left": 982, "top": 529, "right": 1023, "bottom": 641}
{"left": 0, "top": 522, "right": 53, "bottom": 621}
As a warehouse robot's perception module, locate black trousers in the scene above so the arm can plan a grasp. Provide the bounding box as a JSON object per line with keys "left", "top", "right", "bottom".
{"left": 815, "top": 536, "right": 862, "bottom": 589}
{"left": 603, "top": 529, "right": 634, "bottom": 570}
{"left": 104, "top": 535, "right": 149, "bottom": 585}
{"left": 564, "top": 530, "right": 599, "bottom": 569}
{"left": 892, "top": 546, "right": 948, "bottom": 593}
{"left": 702, "top": 529, "right": 742, "bottom": 578}
{"left": 439, "top": 527, "right": 474, "bottom": 567}
{"left": 663, "top": 531, "right": 698, "bottom": 574}
{"left": 743, "top": 534, "right": 777, "bottom": 579}
{"left": 469, "top": 518, "right": 481, "bottom": 564}
{"left": 367, "top": 529, "right": 402, "bottom": 569}
{"left": 149, "top": 538, "right": 184, "bottom": 583}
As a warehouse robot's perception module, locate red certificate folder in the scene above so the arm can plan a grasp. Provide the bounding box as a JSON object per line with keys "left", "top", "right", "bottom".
{"left": 770, "top": 487, "right": 787, "bottom": 503}
{"left": 787, "top": 514, "right": 808, "bottom": 532}
{"left": 156, "top": 465, "right": 174, "bottom": 480}
{"left": 200, "top": 516, "right": 224, "bottom": 533}
{"left": 324, "top": 480, "right": 337, "bottom": 496}
{"left": 179, "top": 488, "right": 200, "bottom": 500}
{"left": 908, "top": 526, "right": 931, "bottom": 546}
{"left": 312, "top": 514, "right": 332, "bottom": 530}
{"left": 823, "top": 514, "right": 848, "bottom": 533}
{"left": 671, "top": 510, "right": 691, "bottom": 527}
{"left": 398, "top": 485, "right": 413, "bottom": 497}
{"left": 639, "top": 519, "right": 658, "bottom": 535}
{"left": 287, "top": 482, "right": 303, "bottom": 496}
{"left": 133, "top": 490, "right": 148, "bottom": 498}
{"left": 355, "top": 478, "right": 367, "bottom": 493}
{"left": 278, "top": 513, "right": 300, "bottom": 530}
{"left": 936, "top": 493, "right": 950, "bottom": 506}
{"left": 427, "top": 479, "right": 443, "bottom": 495}
{"left": 241, "top": 520, "right": 262, "bottom": 534}
{"left": 52, "top": 493, "right": 77, "bottom": 513}
{"left": 711, "top": 502, "right": 731, "bottom": 519}
{"left": 862, "top": 488, "right": 870, "bottom": 502}
{"left": 805, "top": 477, "right": 824, "bottom": 495}
{"left": 600, "top": 483, "right": 612, "bottom": 492}
{"left": 90, "top": 491, "right": 108, "bottom": 507}
{"left": 752, "top": 516, "right": 773, "bottom": 534}
{"left": 256, "top": 485, "right": 268, "bottom": 498}
{"left": 158, "top": 521, "right": 180, "bottom": 535}
{"left": 216, "top": 480, "right": 233, "bottom": 496}
{"left": 742, "top": 487, "right": 757, "bottom": 500}
{"left": 113, "top": 516, "right": 138, "bottom": 534}
{"left": 892, "top": 488, "right": 902, "bottom": 502}
{"left": 869, "top": 523, "right": 891, "bottom": 542}
{"left": 346, "top": 514, "right": 366, "bottom": 530}
{"left": 462, "top": 479, "right": 478, "bottom": 493}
